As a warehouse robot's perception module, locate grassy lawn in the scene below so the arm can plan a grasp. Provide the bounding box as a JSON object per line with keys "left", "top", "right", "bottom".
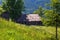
{"left": 0, "top": 18, "right": 60, "bottom": 40}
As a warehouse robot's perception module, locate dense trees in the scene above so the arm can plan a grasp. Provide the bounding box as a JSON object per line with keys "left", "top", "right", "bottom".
{"left": 2, "top": 0, "right": 24, "bottom": 21}
{"left": 33, "top": 0, "right": 60, "bottom": 26}
{"left": 53, "top": 1, "right": 60, "bottom": 26}
{"left": 44, "top": 0, "right": 60, "bottom": 26}
{"left": 42, "top": 0, "right": 60, "bottom": 26}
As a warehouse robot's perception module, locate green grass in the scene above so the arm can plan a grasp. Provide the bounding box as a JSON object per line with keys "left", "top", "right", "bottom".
{"left": 0, "top": 18, "right": 60, "bottom": 40}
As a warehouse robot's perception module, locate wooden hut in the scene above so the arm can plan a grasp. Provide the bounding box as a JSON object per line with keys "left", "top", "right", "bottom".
{"left": 17, "top": 14, "right": 42, "bottom": 25}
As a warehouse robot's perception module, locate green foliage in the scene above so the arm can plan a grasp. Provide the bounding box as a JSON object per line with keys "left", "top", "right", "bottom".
{"left": 51, "top": 0, "right": 60, "bottom": 26}
{"left": 41, "top": 10, "right": 58, "bottom": 26}
{"left": 38, "top": 0, "right": 60, "bottom": 26}
{"left": 33, "top": 1, "right": 60, "bottom": 26}
{"left": 0, "top": 18, "right": 60, "bottom": 40}
{"left": 0, "top": 6, "right": 5, "bottom": 15}
{"left": 2, "top": 0, "right": 24, "bottom": 20}
{"left": 33, "top": 6, "right": 44, "bottom": 16}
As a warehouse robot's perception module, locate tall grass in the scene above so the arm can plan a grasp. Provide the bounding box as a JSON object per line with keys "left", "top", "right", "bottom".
{"left": 0, "top": 18, "right": 60, "bottom": 40}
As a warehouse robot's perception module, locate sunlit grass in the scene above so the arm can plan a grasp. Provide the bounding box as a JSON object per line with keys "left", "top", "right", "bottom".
{"left": 0, "top": 18, "right": 60, "bottom": 40}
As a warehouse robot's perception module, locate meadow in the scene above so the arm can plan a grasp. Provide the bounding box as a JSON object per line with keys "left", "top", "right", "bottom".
{"left": 0, "top": 18, "right": 60, "bottom": 40}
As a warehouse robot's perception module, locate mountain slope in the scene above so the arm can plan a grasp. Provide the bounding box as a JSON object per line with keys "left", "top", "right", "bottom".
{"left": 24, "top": 0, "right": 50, "bottom": 13}
{"left": 0, "top": 0, "right": 50, "bottom": 13}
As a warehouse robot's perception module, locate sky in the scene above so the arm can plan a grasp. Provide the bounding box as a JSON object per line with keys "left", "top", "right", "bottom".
{"left": 0, "top": 0, "right": 50, "bottom": 14}
{"left": 24, "top": 0, "right": 50, "bottom": 13}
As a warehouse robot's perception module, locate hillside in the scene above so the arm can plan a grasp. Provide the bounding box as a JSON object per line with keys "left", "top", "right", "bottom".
{"left": 24, "top": 0, "right": 50, "bottom": 13}
{"left": 0, "top": 18, "right": 60, "bottom": 40}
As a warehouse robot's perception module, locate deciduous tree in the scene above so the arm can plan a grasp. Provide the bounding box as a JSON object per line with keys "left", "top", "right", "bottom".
{"left": 2, "top": 0, "right": 24, "bottom": 21}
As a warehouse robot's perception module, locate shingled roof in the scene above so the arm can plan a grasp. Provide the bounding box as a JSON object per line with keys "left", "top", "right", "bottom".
{"left": 17, "top": 14, "right": 41, "bottom": 22}
{"left": 17, "top": 14, "right": 42, "bottom": 25}
{"left": 26, "top": 14, "right": 41, "bottom": 21}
